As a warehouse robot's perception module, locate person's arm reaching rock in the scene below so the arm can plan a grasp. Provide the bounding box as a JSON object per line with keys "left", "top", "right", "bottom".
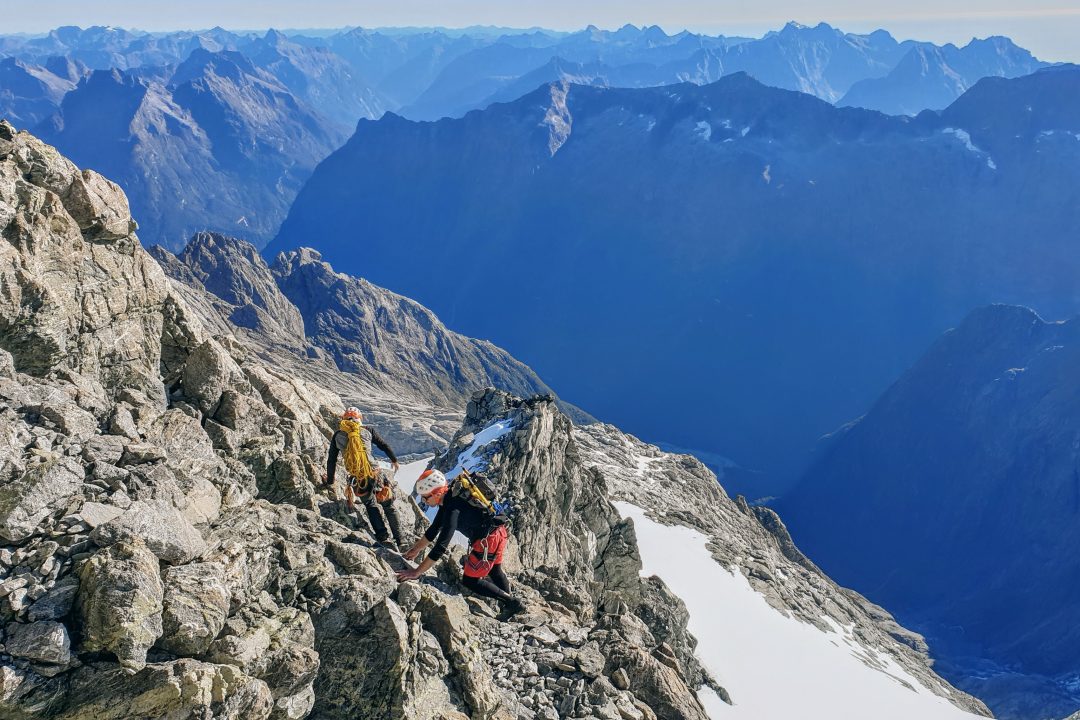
{"left": 370, "top": 428, "right": 400, "bottom": 472}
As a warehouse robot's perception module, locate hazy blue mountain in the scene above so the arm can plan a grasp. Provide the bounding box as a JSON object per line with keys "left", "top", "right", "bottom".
{"left": 402, "top": 43, "right": 558, "bottom": 119}
{"left": 242, "top": 29, "right": 389, "bottom": 129}
{"left": 0, "top": 57, "right": 76, "bottom": 127}
{"left": 268, "top": 67, "right": 1080, "bottom": 494}
{"left": 839, "top": 36, "right": 1048, "bottom": 115}
{"left": 3, "top": 25, "right": 253, "bottom": 70}
{"left": 778, "top": 304, "right": 1080, "bottom": 720}
{"left": 401, "top": 22, "right": 912, "bottom": 119}
{"left": 37, "top": 50, "right": 343, "bottom": 250}
{"left": 322, "top": 28, "right": 489, "bottom": 108}
{"left": 716, "top": 22, "right": 908, "bottom": 101}
{"left": 1, "top": 23, "right": 1055, "bottom": 125}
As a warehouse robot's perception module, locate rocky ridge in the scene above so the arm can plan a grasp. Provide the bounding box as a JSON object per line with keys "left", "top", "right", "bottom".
{"left": 149, "top": 230, "right": 587, "bottom": 457}
{"left": 573, "top": 423, "right": 991, "bottom": 716}
{"left": 0, "top": 120, "right": 715, "bottom": 719}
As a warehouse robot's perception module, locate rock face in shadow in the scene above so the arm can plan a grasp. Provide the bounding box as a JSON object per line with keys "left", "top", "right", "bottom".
{"left": 269, "top": 66, "right": 1080, "bottom": 494}
{"left": 781, "top": 304, "right": 1080, "bottom": 717}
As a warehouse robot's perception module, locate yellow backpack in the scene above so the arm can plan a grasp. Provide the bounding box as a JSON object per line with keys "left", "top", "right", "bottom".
{"left": 340, "top": 419, "right": 376, "bottom": 483}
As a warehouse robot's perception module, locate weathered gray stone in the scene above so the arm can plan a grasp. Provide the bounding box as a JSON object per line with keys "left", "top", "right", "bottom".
{"left": 106, "top": 404, "right": 140, "bottom": 440}
{"left": 43, "top": 659, "right": 274, "bottom": 719}
{"left": 90, "top": 500, "right": 206, "bottom": 564}
{"left": 76, "top": 502, "right": 123, "bottom": 530}
{"left": 0, "top": 124, "right": 171, "bottom": 401}
{"left": 0, "top": 456, "right": 84, "bottom": 543}
{"left": 62, "top": 168, "right": 135, "bottom": 242}
{"left": 118, "top": 443, "right": 167, "bottom": 465}
{"left": 158, "top": 562, "right": 230, "bottom": 655}
{"left": 0, "top": 349, "right": 14, "bottom": 378}
{"left": 206, "top": 606, "right": 319, "bottom": 719}
{"left": 76, "top": 539, "right": 163, "bottom": 670}
{"left": 181, "top": 340, "right": 245, "bottom": 416}
{"left": 4, "top": 620, "right": 71, "bottom": 665}
{"left": 27, "top": 577, "right": 79, "bottom": 622}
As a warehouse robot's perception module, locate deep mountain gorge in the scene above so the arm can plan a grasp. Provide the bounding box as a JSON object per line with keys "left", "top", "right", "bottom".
{"left": 269, "top": 66, "right": 1080, "bottom": 492}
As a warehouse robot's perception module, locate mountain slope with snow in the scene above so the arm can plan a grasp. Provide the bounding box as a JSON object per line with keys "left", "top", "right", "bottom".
{"left": 780, "top": 304, "right": 1080, "bottom": 719}
{"left": 622, "top": 505, "right": 981, "bottom": 719}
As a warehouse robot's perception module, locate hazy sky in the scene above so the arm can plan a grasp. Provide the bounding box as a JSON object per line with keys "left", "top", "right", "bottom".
{"left": 5, "top": 0, "right": 1079, "bottom": 62}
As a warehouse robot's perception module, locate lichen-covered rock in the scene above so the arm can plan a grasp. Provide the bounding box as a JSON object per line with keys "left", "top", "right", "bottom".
{"left": 1, "top": 659, "right": 274, "bottom": 720}
{"left": 90, "top": 500, "right": 206, "bottom": 564}
{"left": 76, "top": 539, "right": 163, "bottom": 670}
{"left": 158, "top": 562, "right": 231, "bottom": 656}
{"left": 4, "top": 620, "right": 72, "bottom": 666}
{"left": 0, "top": 120, "right": 170, "bottom": 402}
{"left": 0, "top": 456, "right": 84, "bottom": 543}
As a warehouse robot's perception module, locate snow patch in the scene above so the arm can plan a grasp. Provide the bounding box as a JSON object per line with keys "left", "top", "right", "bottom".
{"left": 447, "top": 419, "right": 515, "bottom": 479}
{"left": 740, "top": 126, "right": 750, "bottom": 137}
{"left": 695, "top": 121, "right": 712, "bottom": 141}
{"left": 943, "top": 128, "right": 997, "bottom": 170}
{"left": 615, "top": 502, "right": 981, "bottom": 719}
{"left": 762, "top": 165, "right": 771, "bottom": 184}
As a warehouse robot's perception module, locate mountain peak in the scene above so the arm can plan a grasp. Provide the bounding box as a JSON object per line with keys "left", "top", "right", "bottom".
{"left": 262, "top": 28, "right": 289, "bottom": 46}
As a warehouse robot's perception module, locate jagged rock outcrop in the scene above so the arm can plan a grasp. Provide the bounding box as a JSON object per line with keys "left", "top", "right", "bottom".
{"left": 150, "top": 231, "right": 590, "bottom": 459}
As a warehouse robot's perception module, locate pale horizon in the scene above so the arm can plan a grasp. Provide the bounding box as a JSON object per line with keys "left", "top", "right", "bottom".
{"left": 2, "top": 1, "right": 1078, "bottom": 63}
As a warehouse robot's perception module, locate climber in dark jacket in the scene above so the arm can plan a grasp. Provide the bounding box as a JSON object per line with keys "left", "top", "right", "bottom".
{"left": 397, "top": 469, "right": 525, "bottom": 618}
{"left": 324, "top": 406, "right": 404, "bottom": 549}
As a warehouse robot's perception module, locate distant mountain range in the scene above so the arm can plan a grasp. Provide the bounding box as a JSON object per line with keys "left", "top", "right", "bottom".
{"left": 33, "top": 49, "right": 343, "bottom": 250}
{"left": 398, "top": 21, "right": 1047, "bottom": 119}
{"left": 779, "top": 304, "right": 1080, "bottom": 720}
{"left": 839, "top": 36, "right": 1046, "bottom": 114}
{"left": 268, "top": 66, "right": 1080, "bottom": 494}
{"left": 0, "top": 22, "right": 1055, "bottom": 251}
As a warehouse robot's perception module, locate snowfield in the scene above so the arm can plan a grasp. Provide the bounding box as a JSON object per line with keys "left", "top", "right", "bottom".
{"left": 614, "top": 502, "right": 982, "bottom": 720}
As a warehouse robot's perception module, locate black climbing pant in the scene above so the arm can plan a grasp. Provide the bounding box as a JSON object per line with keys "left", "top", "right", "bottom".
{"left": 462, "top": 563, "right": 514, "bottom": 602}
{"left": 360, "top": 493, "right": 403, "bottom": 545}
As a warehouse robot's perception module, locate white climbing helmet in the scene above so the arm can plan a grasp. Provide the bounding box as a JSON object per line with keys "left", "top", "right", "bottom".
{"left": 415, "top": 469, "right": 448, "bottom": 497}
